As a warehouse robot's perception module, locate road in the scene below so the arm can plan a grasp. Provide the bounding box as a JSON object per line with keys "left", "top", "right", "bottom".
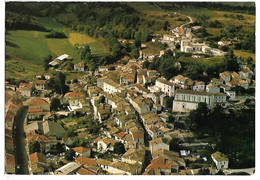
{"left": 224, "top": 168, "right": 255, "bottom": 175}
{"left": 13, "top": 106, "right": 29, "bottom": 174}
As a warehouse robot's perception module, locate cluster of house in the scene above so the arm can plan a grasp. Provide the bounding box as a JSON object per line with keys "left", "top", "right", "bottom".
{"left": 5, "top": 40, "right": 254, "bottom": 175}
{"left": 5, "top": 87, "right": 23, "bottom": 174}
{"left": 162, "top": 26, "right": 227, "bottom": 56}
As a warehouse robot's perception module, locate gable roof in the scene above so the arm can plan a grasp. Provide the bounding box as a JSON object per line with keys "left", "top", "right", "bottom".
{"left": 75, "top": 156, "right": 97, "bottom": 166}
{"left": 77, "top": 167, "right": 96, "bottom": 175}
{"left": 29, "top": 152, "right": 46, "bottom": 164}
{"left": 115, "top": 132, "right": 126, "bottom": 139}
{"left": 43, "top": 121, "right": 66, "bottom": 135}
{"left": 73, "top": 146, "right": 90, "bottom": 154}
{"left": 212, "top": 151, "right": 228, "bottom": 161}
{"left": 29, "top": 98, "right": 49, "bottom": 106}
{"left": 35, "top": 80, "right": 47, "bottom": 84}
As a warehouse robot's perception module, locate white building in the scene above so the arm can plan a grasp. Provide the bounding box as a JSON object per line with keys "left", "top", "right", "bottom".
{"left": 172, "top": 89, "right": 226, "bottom": 112}
{"left": 211, "top": 151, "right": 229, "bottom": 170}
{"left": 103, "top": 80, "right": 123, "bottom": 94}
{"left": 193, "top": 81, "right": 205, "bottom": 91}
{"left": 155, "top": 78, "right": 175, "bottom": 97}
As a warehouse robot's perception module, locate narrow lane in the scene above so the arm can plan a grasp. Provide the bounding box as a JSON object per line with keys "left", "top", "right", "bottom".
{"left": 13, "top": 106, "right": 29, "bottom": 174}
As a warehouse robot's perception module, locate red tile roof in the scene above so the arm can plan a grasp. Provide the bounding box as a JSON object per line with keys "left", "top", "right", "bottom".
{"left": 77, "top": 167, "right": 96, "bottom": 175}
{"left": 127, "top": 90, "right": 138, "bottom": 95}
{"left": 35, "top": 80, "right": 47, "bottom": 84}
{"left": 115, "top": 132, "right": 126, "bottom": 139}
{"left": 28, "top": 108, "right": 44, "bottom": 113}
{"left": 29, "top": 152, "right": 46, "bottom": 165}
{"left": 29, "top": 98, "right": 49, "bottom": 106}
{"left": 27, "top": 135, "right": 50, "bottom": 143}
{"left": 5, "top": 153, "right": 15, "bottom": 167}
{"left": 64, "top": 92, "right": 84, "bottom": 97}
{"left": 19, "top": 82, "right": 33, "bottom": 88}
{"left": 73, "top": 146, "right": 90, "bottom": 154}
{"left": 132, "top": 132, "right": 144, "bottom": 139}
{"left": 75, "top": 156, "right": 97, "bottom": 166}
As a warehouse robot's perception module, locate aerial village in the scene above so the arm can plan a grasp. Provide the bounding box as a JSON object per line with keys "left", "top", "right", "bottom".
{"left": 5, "top": 16, "right": 255, "bottom": 175}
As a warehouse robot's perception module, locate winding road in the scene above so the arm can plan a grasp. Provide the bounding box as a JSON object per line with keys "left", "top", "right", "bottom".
{"left": 14, "top": 106, "right": 29, "bottom": 174}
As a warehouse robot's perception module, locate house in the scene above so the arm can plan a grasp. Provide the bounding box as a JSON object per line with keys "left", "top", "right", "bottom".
{"left": 155, "top": 78, "right": 175, "bottom": 97}
{"left": 18, "top": 87, "right": 32, "bottom": 97}
{"left": 239, "top": 66, "right": 253, "bottom": 80}
{"left": 225, "top": 91, "right": 236, "bottom": 100}
{"left": 144, "top": 149, "right": 186, "bottom": 175}
{"left": 134, "top": 84, "right": 149, "bottom": 95}
{"left": 218, "top": 41, "right": 231, "bottom": 46}
{"left": 29, "top": 152, "right": 48, "bottom": 173}
{"left": 147, "top": 126, "right": 164, "bottom": 139}
{"left": 122, "top": 146, "right": 146, "bottom": 165}
{"left": 5, "top": 153, "right": 15, "bottom": 174}
{"left": 211, "top": 78, "right": 224, "bottom": 86}
{"left": 105, "top": 161, "right": 142, "bottom": 175}
{"left": 55, "top": 162, "right": 81, "bottom": 175}
{"left": 35, "top": 73, "right": 51, "bottom": 80}
{"left": 193, "top": 81, "right": 205, "bottom": 91}
{"left": 63, "top": 92, "right": 85, "bottom": 102}
{"left": 97, "top": 109, "right": 110, "bottom": 123}
{"left": 172, "top": 89, "right": 226, "bottom": 112}
{"left": 97, "top": 137, "right": 118, "bottom": 153}
{"left": 76, "top": 167, "right": 97, "bottom": 175}
{"left": 29, "top": 98, "right": 50, "bottom": 111}
{"left": 131, "top": 132, "right": 144, "bottom": 144}
{"left": 219, "top": 71, "right": 231, "bottom": 83}
{"left": 128, "top": 96, "right": 151, "bottom": 114}
{"left": 211, "top": 151, "right": 228, "bottom": 170}
{"left": 74, "top": 61, "right": 85, "bottom": 72}
{"left": 149, "top": 138, "right": 169, "bottom": 154}
{"left": 147, "top": 70, "right": 157, "bottom": 77}
{"left": 114, "top": 132, "right": 126, "bottom": 143}
{"left": 97, "top": 76, "right": 112, "bottom": 89}
{"left": 206, "top": 84, "right": 220, "bottom": 93}
{"left": 34, "top": 80, "right": 47, "bottom": 91}
{"left": 73, "top": 146, "right": 91, "bottom": 157}
{"left": 103, "top": 80, "right": 123, "bottom": 94}
{"left": 75, "top": 156, "right": 97, "bottom": 167}
{"left": 181, "top": 40, "right": 211, "bottom": 54}
{"left": 43, "top": 121, "right": 66, "bottom": 139}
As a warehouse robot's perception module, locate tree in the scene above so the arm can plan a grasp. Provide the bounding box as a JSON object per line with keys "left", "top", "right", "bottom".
{"left": 130, "top": 48, "right": 140, "bottom": 59}
{"left": 197, "top": 168, "right": 210, "bottom": 175}
{"left": 65, "top": 149, "right": 76, "bottom": 161}
{"left": 43, "top": 55, "right": 52, "bottom": 72}
{"left": 54, "top": 72, "right": 68, "bottom": 94}
{"left": 50, "top": 98, "right": 60, "bottom": 111}
{"left": 224, "top": 50, "right": 239, "bottom": 72}
{"left": 185, "top": 102, "right": 210, "bottom": 131}
{"left": 67, "top": 62, "right": 74, "bottom": 72}
{"left": 80, "top": 45, "right": 91, "bottom": 61}
{"left": 29, "top": 141, "right": 41, "bottom": 154}
{"left": 113, "top": 142, "right": 126, "bottom": 154}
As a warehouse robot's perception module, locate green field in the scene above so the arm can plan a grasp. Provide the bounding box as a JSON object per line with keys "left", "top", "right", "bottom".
{"left": 179, "top": 56, "right": 224, "bottom": 67}
{"left": 234, "top": 50, "right": 255, "bottom": 61}
{"left": 37, "top": 17, "right": 66, "bottom": 32}
{"left": 6, "top": 30, "right": 56, "bottom": 66}
{"left": 5, "top": 59, "right": 44, "bottom": 80}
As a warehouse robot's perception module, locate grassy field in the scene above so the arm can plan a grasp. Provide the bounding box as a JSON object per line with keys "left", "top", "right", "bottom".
{"left": 179, "top": 56, "right": 224, "bottom": 67}
{"left": 142, "top": 42, "right": 161, "bottom": 54}
{"left": 69, "top": 32, "right": 109, "bottom": 56}
{"left": 6, "top": 30, "right": 56, "bottom": 66}
{"left": 37, "top": 17, "right": 65, "bottom": 32}
{"left": 5, "top": 58, "right": 44, "bottom": 80}
{"left": 234, "top": 50, "right": 255, "bottom": 61}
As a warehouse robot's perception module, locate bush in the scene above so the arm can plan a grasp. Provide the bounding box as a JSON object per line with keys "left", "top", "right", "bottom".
{"left": 45, "top": 31, "right": 67, "bottom": 38}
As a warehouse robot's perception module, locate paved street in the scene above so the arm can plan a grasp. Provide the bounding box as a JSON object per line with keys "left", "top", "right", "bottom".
{"left": 14, "top": 106, "right": 29, "bottom": 174}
